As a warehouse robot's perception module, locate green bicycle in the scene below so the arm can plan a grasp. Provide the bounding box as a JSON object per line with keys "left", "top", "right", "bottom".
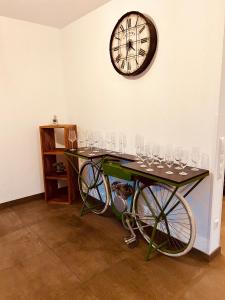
{"left": 65, "top": 148, "right": 208, "bottom": 259}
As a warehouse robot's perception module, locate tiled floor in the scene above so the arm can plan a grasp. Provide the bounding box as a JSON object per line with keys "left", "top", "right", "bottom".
{"left": 0, "top": 197, "right": 225, "bottom": 299}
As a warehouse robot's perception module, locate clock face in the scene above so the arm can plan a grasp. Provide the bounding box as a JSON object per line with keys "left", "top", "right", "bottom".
{"left": 109, "top": 11, "right": 157, "bottom": 76}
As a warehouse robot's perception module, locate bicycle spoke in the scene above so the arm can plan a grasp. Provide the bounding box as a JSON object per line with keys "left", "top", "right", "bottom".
{"left": 140, "top": 189, "right": 157, "bottom": 218}
{"left": 134, "top": 184, "right": 194, "bottom": 256}
{"left": 79, "top": 161, "right": 109, "bottom": 214}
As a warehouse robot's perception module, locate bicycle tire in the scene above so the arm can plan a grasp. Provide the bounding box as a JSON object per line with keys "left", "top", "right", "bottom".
{"left": 78, "top": 160, "right": 110, "bottom": 215}
{"left": 133, "top": 183, "right": 196, "bottom": 257}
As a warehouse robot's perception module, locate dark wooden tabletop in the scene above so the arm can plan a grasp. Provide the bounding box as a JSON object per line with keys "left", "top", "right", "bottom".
{"left": 66, "top": 147, "right": 108, "bottom": 159}
{"left": 122, "top": 161, "right": 209, "bottom": 185}
{"left": 66, "top": 147, "right": 136, "bottom": 161}
{"left": 66, "top": 147, "right": 209, "bottom": 185}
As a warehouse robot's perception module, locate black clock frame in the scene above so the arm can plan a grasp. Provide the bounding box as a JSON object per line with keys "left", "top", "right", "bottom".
{"left": 109, "top": 11, "right": 157, "bottom": 76}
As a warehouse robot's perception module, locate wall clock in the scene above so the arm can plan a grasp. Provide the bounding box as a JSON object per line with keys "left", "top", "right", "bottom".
{"left": 109, "top": 11, "right": 157, "bottom": 76}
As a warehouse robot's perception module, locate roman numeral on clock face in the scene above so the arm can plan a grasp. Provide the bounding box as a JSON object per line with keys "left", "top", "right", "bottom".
{"left": 114, "top": 46, "right": 119, "bottom": 51}
{"left": 128, "top": 61, "right": 131, "bottom": 71}
{"left": 139, "top": 25, "right": 145, "bottom": 34}
{"left": 135, "top": 16, "right": 139, "bottom": 27}
{"left": 120, "top": 24, "right": 125, "bottom": 32}
{"left": 127, "top": 18, "right": 131, "bottom": 28}
{"left": 141, "top": 38, "right": 148, "bottom": 43}
{"left": 139, "top": 48, "right": 146, "bottom": 56}
{"left": 115, "top": 54, "right": 121, "bottom": 63}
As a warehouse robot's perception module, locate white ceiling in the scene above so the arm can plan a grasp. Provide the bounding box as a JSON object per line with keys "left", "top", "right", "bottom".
{"left": 0, "top": 0, "right": 111, "bottom": 28}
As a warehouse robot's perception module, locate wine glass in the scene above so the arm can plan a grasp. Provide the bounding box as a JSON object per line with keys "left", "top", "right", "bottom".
{"left": 88, "top": 131, "right": 94, "bottom": 152}
{"left": 98, "top": 132, "right": 104, "bottom": 150}
{"left": 105, "top": 132, "right": 111, "bottom": 152}
{"left": 165, "top": 152, "right": 174, "bottom": 174}
{"left": 174, "top": 146, "right": 182, "bottom": 170}
{"left": 84, "top": 130, "right": 89, "bottom": 149}
{"left": 118, "top": 134, "right": 123, "bottom": 153}
{"left": 93, "top": 131, "right": 100, "bottom": 152}
{"left": 135, "top": 135, "right": 144, "bottom": 164}
{"left": 122, "top": 134, "right": 127, "bottom": 154}
{"left": 111, "top": 132, "right": 116, "bottom": 153}
{"left": 139, "top": 143, "right": 148, "bottom": 168}
{"left": 191, "top": 147, "right": 200, "bottom": 171}
{"left": 152, "top": 144, "right": 160, "bottom": 165}
{"left": 145, "top": 144, "right": 154, "bottom": 172}
{"left": 68, "top": 128, "right": 77, "bottom": 151}
{"left": 179, "top": 150, "right": 189, "bottom": 176}
{"left": 157, "top": 146, "right": 165, "bottom": 169}
{"left": 77, "top": 129, "right": 85, "bottom": 152}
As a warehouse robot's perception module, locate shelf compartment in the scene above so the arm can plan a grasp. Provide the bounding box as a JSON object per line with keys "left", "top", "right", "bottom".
{"left": 44, "top": 148, "right": 67, "bottom": 155}
{"left": 40, "top": 124, "right": 79, "bottom": 205}
{"left": 47, "top": 187, "right": 69, "bottom": 204}
{"left": 45, "top": 172, "right": 67, "bottom": 180}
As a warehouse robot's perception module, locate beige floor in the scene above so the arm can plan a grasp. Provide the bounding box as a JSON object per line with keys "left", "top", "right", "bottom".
{"left": 0, "top": 197, "right": 224, "bottom": 299}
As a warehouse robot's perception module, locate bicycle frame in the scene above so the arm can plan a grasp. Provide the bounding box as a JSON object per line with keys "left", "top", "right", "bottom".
{"left": 64, "top": 148, "right": 209, "bottom": 260}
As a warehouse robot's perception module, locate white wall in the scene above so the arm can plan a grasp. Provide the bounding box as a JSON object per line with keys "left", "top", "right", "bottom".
{"left": 0, "top": 17, "right": 66, "bottom": 202}
{"left": 62, "top": 0, "right": 225, "bottom": 254}
{"left": 209, "top": 24, "right": 225, "bottom": 253}
{"left": 0, "top": 0, "right": 224, "bottom": 255}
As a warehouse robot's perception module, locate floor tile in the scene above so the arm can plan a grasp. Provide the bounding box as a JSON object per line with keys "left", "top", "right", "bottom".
{"left": 0, "top": 227, "right": 48, "bottom": 271}
{"left": 0, "top": 265, "right": 31, "bottom": 300}
{"left": 29, "top": 212, "right": 92, "bottom": 249}
{"left": 53, "top": 227, "right": 130, "bottom": 282}
{"left": 11, "top": 199, "right": 70, "bottom": 226}
{"left": 82, "top": 258, "right": 158, "bottom": 300}
{"left": 17, "top": 250, "right": 80, "bottom": 300}
{"left": 0, "top": 197, "right": 223, "bottom": 299}
{"left": 0, "top": 207, "right": 24, "bottom": 237}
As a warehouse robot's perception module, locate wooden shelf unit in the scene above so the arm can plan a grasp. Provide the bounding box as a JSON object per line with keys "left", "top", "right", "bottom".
{"left": 39, "top": 124, "right": 78, "bottom": 204}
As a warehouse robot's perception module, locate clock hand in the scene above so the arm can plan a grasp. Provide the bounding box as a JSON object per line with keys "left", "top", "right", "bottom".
{"left": 126, "top": 43, "right": 130, "bottom": 60}
{"left": 126, "top": 47, "right": 129, "bottom": 60}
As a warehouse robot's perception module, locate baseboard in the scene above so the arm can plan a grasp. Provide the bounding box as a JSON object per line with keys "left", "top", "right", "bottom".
{"left": 0, "top": 193, "right": 45, "bottom": 209}
{"left": 191, "top": 246, "right": 221, "bottom": 261}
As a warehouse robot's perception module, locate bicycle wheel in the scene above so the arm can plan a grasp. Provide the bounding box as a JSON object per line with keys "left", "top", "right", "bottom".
{"left": 78, "top": 160, "right": 110, "bottom": 214}
{"left": 133, "top": 183, "right": 196, "bottom": 257}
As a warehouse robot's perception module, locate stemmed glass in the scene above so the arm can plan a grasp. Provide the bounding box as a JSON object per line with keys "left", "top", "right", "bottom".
{"left": 191, "top": 147, "right": 200, "bottom": 171}
{"left": 84, "top": 130, "right": 89, "bottom": 149}
{"left": 77, "top": 129, "right": 85, "bottom": 152}
{"left": 118, "top": 133, "right": 127, "bottom": 154}
{"left": 88, "top": 131, "right": 94, "bottom": 152}
{"left": 135, "top": 135, "right": 144, "bottom": 164}
{"left": 93, "top": 131, "right": 100, "bottom": 152}
{"left": 174, "top": 146, "right": 182, "bottom": 170}
{"left": 122, "top": 134, "right": 127, "bottom": 154}
{"left": 118, "top": 134, "right": 123, "bottom": 154}
{"left": 105, "top": 132, "right": 111, "bottom": 152}
{"left": 152, "top": 144, "right": 160, "bottom": 165}
{"left": 139, "top": 144, "right": 148, "bottom": 168}
{"left": 68, "top": 128, "right": 77, "bottom": 151}
{"left": 98, "top": 132, "right": 104, "bottom": 150}
{"left": 157, "top": 146, "right": 165, "bottom": 169}
{"left": 145, "top": 144, "right": 154, "bottom": 172}
{"left": 111, "top": 132, "right": 117, "bottom": 153}
{"left": 165, "top": 152, "right": 174, "bottom": 174}
{"left": 179, "top": 150, "right": 189, "bottom": 176}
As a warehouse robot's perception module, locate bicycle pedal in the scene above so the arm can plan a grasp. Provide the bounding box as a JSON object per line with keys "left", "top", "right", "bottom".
{"left": 124, "top": 236, "right": 137, "bottom": 244}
